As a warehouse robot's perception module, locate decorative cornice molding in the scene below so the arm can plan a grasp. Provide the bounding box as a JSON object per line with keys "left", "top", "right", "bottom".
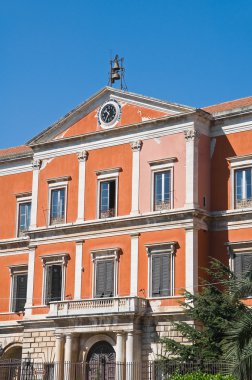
{"left": 145, "top": 241, "right": 177, "bottom": 256}
{"left": 131, "top": 140, "right": 143, "bottom": 152}
{"left": 32, "top": 159, "right": 42, "bottom": 170}
{"left": 91, "top": 247, "right": 122, "bottom": 262}
{"left": 78, "top": 150, "right": 88, "bottom": 162}
{"left": 184, "top": 129, "right": 200, "bottom": 141}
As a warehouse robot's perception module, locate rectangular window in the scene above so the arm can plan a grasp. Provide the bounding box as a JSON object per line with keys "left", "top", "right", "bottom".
{"left": 234, "top": 254, "right": 252, "bottom": 280}
{"left": 45, "top": 265, "right": 62, "bottom": 304}
{"left": 12, "top": 274, "right": 27, "bottom": 312}
{"left": 235, "top": 168, "right": 252, "bottom": 208}
{"left": 154, "top": 171, "right": 171, "bottom": 211}
{"left": 18, "top": 202, "right": 31, "bottom": 236}
{"left": 50, "top": 188, "right": 65, "bottom": 225}
{"left": 99, "top": 180, "right": 116, "bottom": 218}
{"left": 95, "top": 260, "right": 114, "bottom": 298}
{"left": 151, "top": 254, "right": 171, "bottom": 297}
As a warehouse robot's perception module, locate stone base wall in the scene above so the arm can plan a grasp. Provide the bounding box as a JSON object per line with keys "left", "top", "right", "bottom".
{"left": 22, "top": 328, "right": 56, "bottom": 361}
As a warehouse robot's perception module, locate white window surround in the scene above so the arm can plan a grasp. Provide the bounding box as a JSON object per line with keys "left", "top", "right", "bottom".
{"left": 47, "top": 176, "right": 71, "bottom": 226}
{"left": 226, "top": 240, "right": 252, "bottom": 271}
{"left": 227, "top": 155, "right": 252, "bottom": 210}
{"left": 145, "top": 241, "right": 177, "bottom": 298}
{"left": 91, "top": 248, "right": 121, "bottom": 298}
{"left": 8, "top": 264, "right": 28, "bottom": 312}
{"left": 96, "top": 168, "right": 121, "bottom": 219}
{"left": 40, "top": 253, "right": 70, "bottom": 305}
{"left": 148, "top": 158, "right": 177, "bottom": 211}
{"left": 15, "top": 192, "right": 32, "bottom": 238}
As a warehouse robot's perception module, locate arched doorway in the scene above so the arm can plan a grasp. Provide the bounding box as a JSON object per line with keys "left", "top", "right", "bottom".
{"left": 86, "top": 341, "right": 116, "bottom": 380}
{"left": 1, "top": 344, "right": 22, "bottom": 361}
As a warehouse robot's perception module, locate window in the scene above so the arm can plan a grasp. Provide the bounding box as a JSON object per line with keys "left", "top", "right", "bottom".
{"left": 40, "top": 254, "right": 69, "bottom": 305}
{"left": 9, "top": 265, "right": 28, "bottom": 312}
{"left": 50, "top": 188, "right": 65, "bottom": 224}
{"left": 235, "top": 168, "right": 252, "bottom": 208}
{"left": 233, "top": 254, "right": 252, "bottom": 279}
{"left": 146, "top": 242, "right": 176, "bottom": 298}
{"left": 154, "top": 171, "right": 171, "bottom": 211}
{"left": 18, "top": 202, "right": 31, "bottom": 236}
{"left": 96, "top": 168, "right": 121, "bottom": 219}
{"left": 100, "top": 180, "right": 116, "bottom": 218}
{"left": 148, "top": 158, "right": 176, "bottom": 211}
{"left": 91, "top": 248, "right": 121, "bottom": 298}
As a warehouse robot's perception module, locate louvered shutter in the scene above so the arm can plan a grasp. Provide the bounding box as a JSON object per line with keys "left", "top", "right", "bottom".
{"left": 241, "top": 255, "right": 252, "bottom": 278}
{"left": 15, "top": 274, "right": 27, "bottom": 311}
{"left": 234, "top": 254, "right": 243, "bottom": 279}
{"left": 105, "top": 260, "right": 114, "bottom": 297}
{"left": 161, "top": 254, "right": 171, "bottom": 296}
{"left": 152, "top": 256, "right": 161, "bottom": 296}
{"left": 45, "top": 266, "right": 53, "bottom": 304}
{"left": 51, "top": 265, "right": 62, "bottom": 301}
{"left": 96, "top": 261, "right": 106, "bottom": 297}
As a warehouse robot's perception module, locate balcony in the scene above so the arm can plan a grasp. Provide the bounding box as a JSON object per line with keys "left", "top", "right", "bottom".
{"left": 48, "top": 296, "right": 148, "bottom": 318}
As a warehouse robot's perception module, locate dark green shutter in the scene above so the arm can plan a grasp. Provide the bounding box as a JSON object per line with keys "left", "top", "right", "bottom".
{"left": 234, "top": 254, "right": 243, "bottom": 279}
{"left": 242, "top": 255, "right": 252, "bottom": 277}
{"left": 96, "top": 260, "right": 114, "bottom": 297}
{"left": 15, "top": 274, "right": 27, "bottom": 311}
{"left": 152, "top": 256, "right": 161, "bottom": 296}
{"left": 161, "top": 254, "right": 171, "bottom": 296}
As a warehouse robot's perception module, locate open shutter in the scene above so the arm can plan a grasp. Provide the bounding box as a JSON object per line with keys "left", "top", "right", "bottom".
{"left": 51, "top": 265, "right": 62, "bottom": 301}
{"left": 152, "top": 256, "right": 161, "bottom": 296}
{"left": 161, "top": 254, "right": 171, "bottom": 296}
{"left": 96, "top": 261, "right": 106, "bottom": 297}
{"left": 15, "top": 274, "right": 27, "bottom": 311}
{"left": 105, "top": 260, "right": 114, "bottom": 297}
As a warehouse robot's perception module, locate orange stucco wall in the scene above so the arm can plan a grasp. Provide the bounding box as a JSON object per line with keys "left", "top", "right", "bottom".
{"left": 0, "top": 172, "right": 32, "bottom": 239}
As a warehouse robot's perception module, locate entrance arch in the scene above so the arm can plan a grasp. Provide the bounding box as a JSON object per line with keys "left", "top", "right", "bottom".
{"left": 1, "top": 343, "right": 22, "bottom": 361}
{"left": 86, "top": 341, "right": 116, "bottom": 380}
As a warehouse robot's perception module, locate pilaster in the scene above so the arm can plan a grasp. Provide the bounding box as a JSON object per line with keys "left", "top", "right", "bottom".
{"left": 24, "top": 245, "right": 36, "bottom": 316}
{"left": 184, "top": 129, "right": 200, "bottom": 208}
{"left": 130, "top": 140, "right": 142, "bottom": 215}
{"left": 74, "top": 240, "right": 84, "bottom": 299}
{"left": 30, "top": 159, "right": 41, "bottom": 228}
{"left": 130, "top": 233, "right": 139, "bottom": 296}
{"left": 77, "top": 151, "right": 88, "bottom": 222}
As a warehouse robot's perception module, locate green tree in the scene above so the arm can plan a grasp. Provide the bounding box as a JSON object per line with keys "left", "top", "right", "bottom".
{"left": 160, "top": 259, "right": 248, "bottom": 361}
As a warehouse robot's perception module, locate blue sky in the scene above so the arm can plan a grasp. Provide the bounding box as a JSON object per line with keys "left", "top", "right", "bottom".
{"left": 1, "top": 0, "right": 252, "bottom": 149}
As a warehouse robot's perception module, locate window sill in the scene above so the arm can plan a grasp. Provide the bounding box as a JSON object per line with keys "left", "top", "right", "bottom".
{"left": 148, "top": 295, "right": 182, "bottom": 300}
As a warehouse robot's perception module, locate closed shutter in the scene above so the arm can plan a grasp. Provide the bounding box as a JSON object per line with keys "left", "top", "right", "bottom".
{"left": 105, "top": 260, "right": 114, "bottom": 297}
{"left": 51, "top": 265, "right": 62, "bottom": 301}
{"left": 96, "top": 260, "right": 114, "bottom": 297}
{"left": 15, "top": 274, "right": 27, "bottom": 311}
{"left": 96, "top": 261, "right": 106, "bottom": 297}
{"left": 242, "top": 255, "right": 252, "bottom": 278}
{"left": 161, "top": 254, "right": 171, "bottom": 296}
{"left": 152, "top": 255, "right": 161, "bottom": 296}
{"left": 234, "top": 254, "right": 243, "bottom": 279}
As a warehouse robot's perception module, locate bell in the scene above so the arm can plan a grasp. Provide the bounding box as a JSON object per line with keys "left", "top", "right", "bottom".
{"left": 111, "top": 71, "right": 120, "bottom": 82}
{"left": 113, "top": 56, "right": 121, "bottom": 72}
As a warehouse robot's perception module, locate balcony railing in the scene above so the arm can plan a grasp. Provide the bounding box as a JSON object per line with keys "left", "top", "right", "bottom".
{"left": 48, "top": 296, "right": 148, "bottom": 318}
{"left": 236, "top": 198, "right": 252, "bottom": 209}
{"left": 154, "top": 200, "right": 171, "bottom": 211}
{"left": 99, "top": 208, "right": 115, "bottom": 219}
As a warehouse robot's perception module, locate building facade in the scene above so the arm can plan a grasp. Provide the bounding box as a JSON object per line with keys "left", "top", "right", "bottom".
{"left": 0, "top": 87, "right": 252, "bottom": 375}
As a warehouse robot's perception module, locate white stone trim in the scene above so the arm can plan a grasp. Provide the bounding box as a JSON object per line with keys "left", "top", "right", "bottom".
{"left": 185, "top": 228, "right": 198, "bottom": 294}
{"left": 149, "top": 162, "right": 174, "bottom": 211}
{"left": 96, "top": 167, "right": 122, "bottom": 179}
{"left": 130, "top": 140, "right": 142, "bottom": 215}
{"left": 9, "top": 264, "right": 28, "bottom": 313}
{"left": 130, "top": 234, "right": 139, "bottom": 296}
{"left": 228, "top": 158, "right": 252, "bottom": 210}
{"left": 15, "top": 195, "right": 32, "bottom": 238}
{"left": 30, "top": 159, "right": 41, "bottom": 228}
{"left": 77, "top": 151, "right": 88, "bottom": 222}
{"left": 96, "top": 173, "right": 119, "bottom": 219}
{"left": 25, "top": 246, "right": 36, "bottom": 316}
{"left": 184, "top": 128, "right": 200, "bottom": 208}
{"left": 74, "top": 240, "right": 83, "bottom": 299}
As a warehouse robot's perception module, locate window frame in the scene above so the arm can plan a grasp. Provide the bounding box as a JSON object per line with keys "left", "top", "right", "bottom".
{"left": 96, "top": 168, "right": 121, "bottom": 219}
{"left": 145, "top": 242, "right": 176, "bottom": 298}
{"left": 91, "top": 248, "right": 121, "bottom": 298}
{"left": 9, "top": 265, "right": 28, "bottom": 312}
{"left": 47, "top": 177, "right": 71, "bottom": 226}
{"left": 228, "top": 155, "right": 252, "bottom": 209}
{"left": 148, "top": 158, "right": 176, "bottom": 212}
{"left": 40, "top": 253, "right": 69, "bottom": 305}
{"left": 15, "top": 193, "right": 32, "bottom": 237}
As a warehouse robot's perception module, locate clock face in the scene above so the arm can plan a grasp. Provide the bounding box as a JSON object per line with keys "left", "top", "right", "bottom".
{"left": 100, "top": 103, "right": 117, "bottom": 124}
{"left": 98, "top": 100, "right": 121, "bottom": 129}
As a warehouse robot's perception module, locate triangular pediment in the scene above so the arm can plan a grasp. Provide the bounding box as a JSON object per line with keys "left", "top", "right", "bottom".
{"left": 28, "top": 87, "right": 194, "bottom": 146}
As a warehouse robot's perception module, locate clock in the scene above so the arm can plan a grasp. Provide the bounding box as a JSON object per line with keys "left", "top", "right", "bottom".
{"left": 98, "top": 100, "right": 121, "bottom": 129}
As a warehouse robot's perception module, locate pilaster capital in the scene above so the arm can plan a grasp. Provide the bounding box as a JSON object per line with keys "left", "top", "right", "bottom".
{"left": 184, "top": 129, "right": 200, "bottom": 141}
{"left": 131, "top": 140, "right": 143, "bottom": 152}
{"left": 78, "top": 150, "right": 88, "bottom": 162}
{"left": 32, "top": 159, "right": 42, "bottom": 170}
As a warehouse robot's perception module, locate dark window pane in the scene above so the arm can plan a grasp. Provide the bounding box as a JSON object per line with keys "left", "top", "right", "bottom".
{"left": 13, "top": 274, "right": 27, "bottom": 312}
{"left": 45, "top": 265, "right": 62, "bottom": 303}
{"left": 154, "top": 171, "right": 171, "bottom": 211}
{"left": 50, "top": 188, "right": 65, "bottom": 224}
{"left": 18, "top": 202, "right": 31, "bottom": 236}
{"left": 99, "top": 180, "right": 116, "bottom": 218}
